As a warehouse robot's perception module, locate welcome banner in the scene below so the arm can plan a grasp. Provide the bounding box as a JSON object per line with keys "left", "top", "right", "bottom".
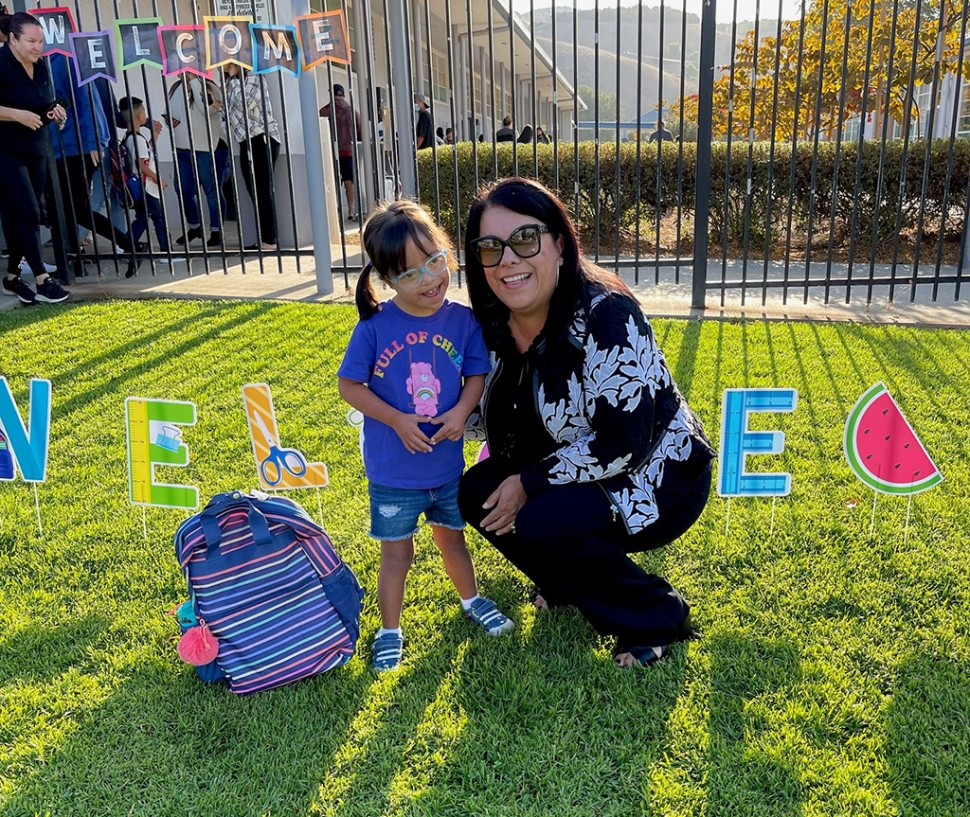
{"left": 38, "top": 10, "right": 349, "bottom": 79}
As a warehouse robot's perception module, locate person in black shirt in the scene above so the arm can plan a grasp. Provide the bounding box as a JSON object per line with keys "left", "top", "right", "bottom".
{"left": 414, "top": 93, "right": 434, "bottom": 151}
{"left": 495, "top": 115, "right": 515, "bottom": 143}
{"left": 648, "top": 118, "right": 675, "bottom": 143}
{"left": 0, "top": 12, "right": 69, "bottom": 304}
{"left": 459, "top": 178, "right": 715, "bottom": 669}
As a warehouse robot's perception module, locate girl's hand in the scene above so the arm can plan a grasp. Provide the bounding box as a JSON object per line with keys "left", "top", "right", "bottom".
{"left": 392, "top": 412, "right": 433, "bottom": 454}
{"left": 481, "top": 475, "right": 527, "bottom": 535}
{"left": 18, "top": 109, "right": 43, "bottom": 130}
{"left": 428, "top": 408, "right": 464, "bottom": 444}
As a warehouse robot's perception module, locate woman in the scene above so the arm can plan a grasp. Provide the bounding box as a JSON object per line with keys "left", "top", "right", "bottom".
{"left": 0, "top": 12, "right": 69, "bottom": 304}
{"left": 458, "top": 178, "right": 715, "bottom": 667}
{"left": 223, "top": 63, "right": 280, "bottom": 250}
{"left": 516, "top": 124, "right": 534, "bottom": 144}
{"left": 168, "top": 76, "right": 229, "bottom": 248}
{"left": 535, "top": 126, "right": 551, "bottom": 144}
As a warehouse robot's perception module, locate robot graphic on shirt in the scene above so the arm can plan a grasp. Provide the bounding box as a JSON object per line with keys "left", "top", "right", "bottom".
{"left": 407, "top": 361, "right": 440, "bottom": 417}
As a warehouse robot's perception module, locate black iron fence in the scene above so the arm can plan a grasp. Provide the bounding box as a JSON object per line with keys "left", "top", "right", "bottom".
{"left": 11, "top": 0, "right": 970, "bottom": 308}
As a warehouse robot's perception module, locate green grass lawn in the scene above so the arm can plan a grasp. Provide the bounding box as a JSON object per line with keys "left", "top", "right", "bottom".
{"left": 1, "top": 300, "right": 969, "bottom": 817}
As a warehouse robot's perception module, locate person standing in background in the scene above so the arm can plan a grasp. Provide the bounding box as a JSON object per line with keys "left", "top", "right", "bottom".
{"left": 223, "top": 63, "right": 281, "bottom": 250}
{"left": 319, "top": 84, "right": 362, "bottom": 221}
{"left": 0, "top": 12, "right": 70, "bottom": 304}
{"left": 414, "top": 93, "right": 434, "bottom": 150}
{"left": 168, "top": 76, "right": 229, "bottom": 248}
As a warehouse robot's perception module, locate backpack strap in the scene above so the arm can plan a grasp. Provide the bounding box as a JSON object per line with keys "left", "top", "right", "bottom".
{"left": 197, "top": 492, "right": 274, "bottom": 557}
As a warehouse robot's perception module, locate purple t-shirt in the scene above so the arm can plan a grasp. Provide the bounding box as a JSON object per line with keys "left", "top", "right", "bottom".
{"left": 338, "top": 299, "right": 491, "bottom": 489}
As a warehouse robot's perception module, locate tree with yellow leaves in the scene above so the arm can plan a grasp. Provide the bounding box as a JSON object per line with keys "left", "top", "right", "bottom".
{"left": 672, "top": 0, "right": 970, "bottom": 142}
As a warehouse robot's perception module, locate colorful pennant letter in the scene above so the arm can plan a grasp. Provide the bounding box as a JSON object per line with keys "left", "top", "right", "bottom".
{"left": 204, "top": 16, "right": 255, "bottom": 71}
{"left": 242, "top": 383, "right": 328, "bottom": 491}
{"left": 126, "top": 397, "right": 199, "bottom": 510}
{"left": 718, "top": 388, "right": 798, "bottom": 497}
{"left": 158, "top": 25, "right": 211, "bottom": 78}
{"left": 115, "top": 18, "right": 164, "bottom": 70}
{"left": 69, "top": 31, "right": 118, "bottom": 87}
{"left": 34, "top": 7, "right": 77, "bottom": 57}
{"left": 295, "top": 10, "right": 351, "bottom": 70}
{"left": 252, "top": 24, "right": 301, "bottom": 76}
{"left": 0, "top": 378, "right": 52, "bottom": 483}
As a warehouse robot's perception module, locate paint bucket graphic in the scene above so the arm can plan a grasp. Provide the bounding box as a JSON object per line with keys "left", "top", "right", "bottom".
{"left": 154, "top": 425, "right": 183, "bottom": 452}
{"left": 0, "top": 429, "right": 13, "bottom": 479}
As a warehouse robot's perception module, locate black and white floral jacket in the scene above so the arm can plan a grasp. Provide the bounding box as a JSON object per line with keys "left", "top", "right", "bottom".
{"left": 467, "top": 285, "right": 716, "bottom": 534}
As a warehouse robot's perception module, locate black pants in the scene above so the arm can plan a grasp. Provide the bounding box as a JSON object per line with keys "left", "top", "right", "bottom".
{"left": 0, "top": 151, "right": 49, "bottom": 278}
{"left": 239, "top": 134, "right": 280, "bottom": 245}
{"left": 459, "top": 458, "right": 712, "bottom": 647}
{"left": 53, "top": 153, "right": 133, "bottom": 255}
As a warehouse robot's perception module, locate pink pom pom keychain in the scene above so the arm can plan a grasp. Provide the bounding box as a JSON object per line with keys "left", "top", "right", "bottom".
{"left": 177, "top": 619, "right": 220, "bottom": 666}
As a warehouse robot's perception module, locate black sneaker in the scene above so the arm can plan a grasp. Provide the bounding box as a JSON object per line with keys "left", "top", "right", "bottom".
{"left": 35, "top": 277, "right": 69, "bottom": 303}
{"left": 206, "top": 231, "right": 222, "bottom": 247}
{"left": 2, "top": 276, "right": 36, "bottom": 304}
{"left": 176, "top": 226, "right": 204, "bottom": 246}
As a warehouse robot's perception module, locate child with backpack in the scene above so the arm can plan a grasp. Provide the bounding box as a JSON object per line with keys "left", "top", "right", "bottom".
{"left": 338, "top": 200, "right": 514, "bottom": 672}
{"left": 120, "top": 96, "right": 179, "bottom": 273}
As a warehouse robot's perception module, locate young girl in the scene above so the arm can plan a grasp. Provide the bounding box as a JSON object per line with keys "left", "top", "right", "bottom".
{"left": 338, "top": 200, "right": 514, "bottom": 672}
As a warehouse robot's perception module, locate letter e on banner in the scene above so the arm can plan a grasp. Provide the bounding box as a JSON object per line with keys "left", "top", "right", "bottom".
{"left": 69, "top": 31, "right": 119, "bottom": 87}
{"left": 295, "top": 10, "right": 351, "bottom": 70}
{"left": 718, "top": 388, "right": 798, "bottom": 498}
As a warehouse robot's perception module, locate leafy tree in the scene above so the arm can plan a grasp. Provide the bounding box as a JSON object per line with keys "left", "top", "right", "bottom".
{"left": 671, "top": 0, "right": 970, "bottom": 141}
{"left": 577, "top": 84, "right": 624, "bottom": 121}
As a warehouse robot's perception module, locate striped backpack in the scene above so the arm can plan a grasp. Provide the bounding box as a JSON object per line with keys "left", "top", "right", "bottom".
{"left": 173, "top": 490, "right": 364, "bottom": 694}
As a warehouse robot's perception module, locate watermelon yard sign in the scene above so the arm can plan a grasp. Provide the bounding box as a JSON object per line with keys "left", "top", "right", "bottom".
{"left": 844, "top": 383, "right": 942, "bottom": 495}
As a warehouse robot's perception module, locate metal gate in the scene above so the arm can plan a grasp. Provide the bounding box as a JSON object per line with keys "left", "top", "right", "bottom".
{"left": 16, "top": 0, "right": 970, "bottom": 308}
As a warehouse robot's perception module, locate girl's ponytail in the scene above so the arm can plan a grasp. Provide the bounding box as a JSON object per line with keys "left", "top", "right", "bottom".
{"left": 355, "top": 262, "right": 380, "bottom": 320}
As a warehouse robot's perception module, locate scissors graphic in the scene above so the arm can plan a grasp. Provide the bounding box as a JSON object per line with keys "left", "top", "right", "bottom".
{"left": 252, "top": 411, "right": 308, "bottom": 486}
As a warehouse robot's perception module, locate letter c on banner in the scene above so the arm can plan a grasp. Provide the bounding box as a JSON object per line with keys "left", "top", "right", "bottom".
{"left": 176, "top": 31, "right": 195, "bottom": 63}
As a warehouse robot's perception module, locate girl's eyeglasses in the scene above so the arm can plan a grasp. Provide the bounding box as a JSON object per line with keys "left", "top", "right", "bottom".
{"left": 388, "top": 248, "right": 450, "bottom": 291}
{"left": 469, "top": 224, "right": 552, "bottom": 267}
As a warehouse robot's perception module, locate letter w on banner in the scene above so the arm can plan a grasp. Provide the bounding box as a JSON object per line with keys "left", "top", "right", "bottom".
{"left": 33, "top": 7, "right": 76, "bottom": 57}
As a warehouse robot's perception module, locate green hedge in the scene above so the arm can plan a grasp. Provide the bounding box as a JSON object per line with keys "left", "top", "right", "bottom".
{"left": 417, "top": 139, "right": 970, "bottom": 251}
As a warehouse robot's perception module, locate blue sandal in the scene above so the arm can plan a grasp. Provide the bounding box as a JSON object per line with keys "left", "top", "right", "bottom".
{"left": 371, "top": 632, "right": 404, "bottom": 672}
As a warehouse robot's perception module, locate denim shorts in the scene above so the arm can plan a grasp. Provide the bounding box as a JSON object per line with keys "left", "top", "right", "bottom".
{"left": 368, "top": 477, "right": 465, "bottom": 541}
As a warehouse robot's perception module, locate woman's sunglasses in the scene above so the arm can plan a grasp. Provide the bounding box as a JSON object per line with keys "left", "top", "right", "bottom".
{"left": 388, "top": 248, "right": 450, "bottom": 291}
{"left": 469, "top": 224, "right": 552, "bottom": 267}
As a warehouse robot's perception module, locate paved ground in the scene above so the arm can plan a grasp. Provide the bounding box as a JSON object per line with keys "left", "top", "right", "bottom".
{"left": 5, "top": 249, "right": 970, "bottom": 327}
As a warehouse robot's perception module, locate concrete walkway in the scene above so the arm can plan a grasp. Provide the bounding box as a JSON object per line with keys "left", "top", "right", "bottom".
{"left": 6, "top": 250, "right": 970, "bottom": 328}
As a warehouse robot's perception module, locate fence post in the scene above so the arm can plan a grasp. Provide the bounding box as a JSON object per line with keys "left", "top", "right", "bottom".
{"left": 692, "top": 0, "right": 717, "bottom": 311}
{"left": 388, "top": 0, "right": 418, "bottom": 198}
{"left": 291, "top": 0, "right": 334, "bottom": 295}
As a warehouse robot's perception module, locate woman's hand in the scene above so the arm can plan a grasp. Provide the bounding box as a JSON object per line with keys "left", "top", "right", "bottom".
{"left": 89, "top": 150, "right": 101, "bottom": 166}
{"left": 17, "top": 109, "right": 43, "bottom": 130}
{"left": 427, "top": 408, "right": 465, "bottom": 444}
{"left": 391, "top": 412, "right": 434, "bottom": 454}
{"left": 481, "top": 474, "right": 527, "bottom": 535}
{"left": 46, "top": 105, "right": 67, "bottom": 126}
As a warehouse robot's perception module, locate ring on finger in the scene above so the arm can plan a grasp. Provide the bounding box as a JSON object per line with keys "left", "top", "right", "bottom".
{"left": 510, "top": 521, "right": 516, "bottom": 533}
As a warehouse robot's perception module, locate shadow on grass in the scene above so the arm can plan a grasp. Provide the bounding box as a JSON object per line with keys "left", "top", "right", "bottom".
{"left": 705, "top": 632, "right": 805, "bottom": 817}
{"left": 1, "top": 657, "right": 374, "bottom": 817}
{"left": 885, "top": 654, "right": 970, "bottom": 816}
{"left": 0, "top": 615, "right": 108, "bottom": 686}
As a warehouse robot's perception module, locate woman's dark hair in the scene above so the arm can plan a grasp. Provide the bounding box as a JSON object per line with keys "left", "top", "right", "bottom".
{"left": 0, "top": 11, "right": 41, "bottom": 39}
{"left": 464, "top": 177, "right": 632, "bottom": 348}
{"left": 517, "top": 124, "right": 534, "bottom": 144}
{"left": 355, "top": 200, "right": 457, "bottom": 320}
